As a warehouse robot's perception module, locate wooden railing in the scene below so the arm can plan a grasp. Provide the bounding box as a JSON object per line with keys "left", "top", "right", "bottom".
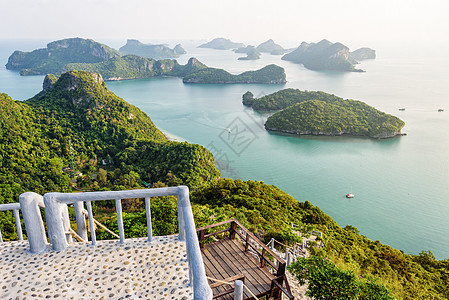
{"left": 196, "top": 218, "right": 294, "bottom": 299}
{"left": 209, "top": 274, "right": 245, "bottom": 299}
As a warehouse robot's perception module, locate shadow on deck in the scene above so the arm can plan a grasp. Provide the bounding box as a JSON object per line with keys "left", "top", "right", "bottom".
{"left": 197, "top": 219, "right": 294, "bottom": 300}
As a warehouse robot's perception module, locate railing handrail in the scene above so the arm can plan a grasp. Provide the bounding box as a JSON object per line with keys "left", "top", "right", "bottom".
{"left": 233, "top": 219, "right": 286, "bottom": 266}
{"left": 0, "top": 202, "right": 23, "bottom": 242}
{"left": 0, "top": 203, "right": 21, "bottom": 211}
{"left": 271, "top": 274, "right": 294, "bottom": 299}
{"left": 45, "top": 187, "right": 181, "bottom": 204}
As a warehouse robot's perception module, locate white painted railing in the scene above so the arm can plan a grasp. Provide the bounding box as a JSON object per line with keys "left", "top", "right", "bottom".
{"left": 0, "top": 203, "right": 23, "bottom": 242}
{"left": 40, "top": 185, "right": 212, "bottom": 299}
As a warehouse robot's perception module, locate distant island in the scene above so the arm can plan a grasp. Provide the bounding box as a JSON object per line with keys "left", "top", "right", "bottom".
{"left": 183, "top": 64, "right": 286, "bottom": 84}
{"left": 256, "top": 39, "right": 286, "bottom": 55}
{"left": 282, "top": 39, "right": 368, "bottom": 72}
{"left": 198, "top": 38, "right": 245, "bottom": 50}
{"left": 234, "top": 46, "right": 260, "bottom": 60}
{"left": 243, "top": 88, "right": 405, "bottom": 138}
{"left": 6, "top": 38, "right": 286, "bottom": 84}
{"left": 6, "top": 38, "right": 121, "bottom": 75}
{"left": 119, "top": 39, "right": 186, "bottom": 59}
{"left": 350, "top": 47, "right": 376, "bottom": 61}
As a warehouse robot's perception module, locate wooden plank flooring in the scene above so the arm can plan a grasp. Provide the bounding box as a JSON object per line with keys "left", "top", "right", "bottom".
{"left": 201, "top": 238, "right": 275, "bottom": 300}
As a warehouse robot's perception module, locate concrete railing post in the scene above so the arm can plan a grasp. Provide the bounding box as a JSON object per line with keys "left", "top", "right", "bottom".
{"left": 19, "top": 192, "right": 47, "bottom": 254}
{"left": 177, "top": 193, "right": 186, "bottom": 242}
{"left": 178, "top": 186, "right": 213, "bottom": 299}
{"left": 234, "top": 280, "right": 244, "bottom": 300}
{"left": 61, "top": 203, "right": 73, "bottom": 244}
{"left": 13, "top": 209, "right": 23, "bottom": 240}
{"left": 286, "top": 251, "right": 291, "bottom": 267}
{"left": 73, "top": 201, "right": 88, "bottom": 241}
{"left": 44, "top": 193, "right": 68, "bottom": 251}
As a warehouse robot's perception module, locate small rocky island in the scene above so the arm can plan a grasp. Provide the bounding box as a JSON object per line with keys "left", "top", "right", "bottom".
{"left": 198, "top": 38, "right": 245, "bottom": 50}
{"left": 235, "top": 46, "right": 261, "bottom": 60}
{"left": 119, "top": 39, "right": 186, "bottom": 59}
{"left": 350, "top": 47, "right": 376, "bottom": 61}
{"left": 6, "top": 38, "right": 286, "bottom": 84}
{"left": 243, "top": 89, "right": 404, "bottom": 138}
{"left": 256, "top": 39, "right": 286, "bottom": 55}
{"left": 282, "top": 39, "right": 369, "bottom": 72}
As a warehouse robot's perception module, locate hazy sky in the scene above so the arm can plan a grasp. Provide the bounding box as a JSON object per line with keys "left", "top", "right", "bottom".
{"left": 1, "top": 0, "right": 448, "bottom": 47}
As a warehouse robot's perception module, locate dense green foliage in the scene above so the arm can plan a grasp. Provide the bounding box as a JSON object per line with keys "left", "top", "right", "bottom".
{"left": 6, "top": 38, "right": 121, "bottom": 75}
{"left": 63, "top": 55, "right": 169, "bottom": 80}
{"left": 245, "top": 88, "right": 404, "bottom": 138}
{"left": 244, "top": 88, "right": 342, "bottom": 111}
{"left": 119, "top": 39, "right": 184, "bottom": 59}
{"left": 183, "top": 64, "right": 286, "bottom": 84}
{"left": 289, "top": 256, "right": 394, "bottom": 299}
{"left": 0, "top": 71, "right": 219, "bottom": 238}
{"left": 282, "top": 39, "right": 363, "bottom": 72}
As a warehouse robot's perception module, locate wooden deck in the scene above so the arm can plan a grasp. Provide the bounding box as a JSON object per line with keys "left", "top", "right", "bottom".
{"left": 197, "top": 219, "right": 294, "bottom": 300}
{"left": 202, "top": 238, "right": 274, "bottom": 299}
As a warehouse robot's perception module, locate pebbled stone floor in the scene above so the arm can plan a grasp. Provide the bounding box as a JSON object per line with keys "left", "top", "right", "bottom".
{"left": 0, "top": 236, "right": 193, "bottom": 299}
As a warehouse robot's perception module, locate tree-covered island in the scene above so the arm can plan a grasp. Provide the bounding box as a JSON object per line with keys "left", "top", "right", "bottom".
{"left": 243, "top": 88, "right": 405, "bottom": 138}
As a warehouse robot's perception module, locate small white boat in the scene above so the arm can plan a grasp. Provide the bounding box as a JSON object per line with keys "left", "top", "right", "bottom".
{"left": 346, "top": 186, "right": 354, "bottom": 198}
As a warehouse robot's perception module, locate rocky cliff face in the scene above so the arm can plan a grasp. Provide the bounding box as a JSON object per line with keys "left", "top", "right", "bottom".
{"left": 42, "top": 74, "right": 58, "bottom": 92}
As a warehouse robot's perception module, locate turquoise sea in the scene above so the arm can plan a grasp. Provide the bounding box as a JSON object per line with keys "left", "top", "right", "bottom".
{"left": 1, "top": 39, "right": 449, "bottom": 259}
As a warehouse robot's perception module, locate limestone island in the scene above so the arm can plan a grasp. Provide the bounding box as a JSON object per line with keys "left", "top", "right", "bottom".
{"left": 119, "top": 39, "right": 186, "bottom": 59}
{"left": 183, "top": 64, "right": 286, "bottom": 84}
{"left": 282, "top": 39, "right": 365, "bottom": 72}
{"left": 243, "top": 89, "right": 405, "bottom": 138}
{"left": 350, "top": 47, "right": 376, "bottom": 61}
{"left": 5, "top": 38, "right": 286, "bottom": 84}
{"left": 256, "top": 39, "right": 287, "bottom": 55}
{"left": 6, "top": 38, "right": 121, "bottom": 75}
{"left": 198, "top": 38, "right": 245, "bottom": 50}
{"left": 234, "top": 46, "right": 261, "bottom": 60}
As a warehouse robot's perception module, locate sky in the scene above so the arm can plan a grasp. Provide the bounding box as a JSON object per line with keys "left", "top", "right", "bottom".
{"left": 1, "top": 0, "right": 449, "bottom": 47}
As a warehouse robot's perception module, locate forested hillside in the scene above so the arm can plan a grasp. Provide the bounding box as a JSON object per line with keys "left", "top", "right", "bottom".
{"left": 0, "top": 71, "right": 219, "bottom": 238}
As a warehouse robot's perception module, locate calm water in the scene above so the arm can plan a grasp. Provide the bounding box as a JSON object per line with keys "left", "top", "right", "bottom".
{"left": 1, "top": 39, "right": 449, "bottom": 259}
